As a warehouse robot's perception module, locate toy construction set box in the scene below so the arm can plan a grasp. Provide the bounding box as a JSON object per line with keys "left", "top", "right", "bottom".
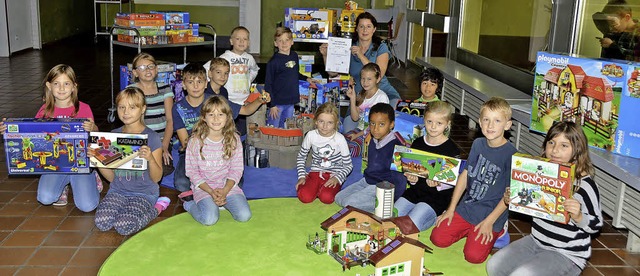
{"left": 88, "top": 132, "right": 148, "bottom": 171}
{"left": 532, "top": 52, "right": 640, "bottom": 159}
{"left": 390, "top": 145, "right": 465, "bottom": 186}
{"left": 396, "top": 100, "right": 430, "bottom": 117}
{"left": 3, "top": 118, "right": 90, "bottom": 175}
{"left": 508, "top": 153, "right": 576, "bottom": 224}
{"left": 285, "top": 8, "right": 337, "bottom": 39}
{"left": 298, "top": 81, "right": 342, "bottom": 114}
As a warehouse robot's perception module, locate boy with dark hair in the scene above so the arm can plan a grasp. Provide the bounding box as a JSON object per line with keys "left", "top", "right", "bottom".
{"left": 599, "top": 0, "right": 640, "bottom": 61}
{"left": 334, "top": 103, "right": 407, "bottom": 213}
{"left": 430, "top": 97, "right": 517, "bottom": 264}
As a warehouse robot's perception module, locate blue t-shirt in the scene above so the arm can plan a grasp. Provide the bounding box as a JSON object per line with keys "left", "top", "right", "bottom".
{"left": 349, "top": 41, "right": 400, "bottom": 101}
{"left": 108, "top": 127, "right": 162, "bottom": 197}
{"left": 456, "top": 138, "right": 517, "bottom": 232}
{"left": 172, "top": 93, "right": 240, "bottom": 136}
{"left": 265, "top": 51, "right": 307, "bottom": 106}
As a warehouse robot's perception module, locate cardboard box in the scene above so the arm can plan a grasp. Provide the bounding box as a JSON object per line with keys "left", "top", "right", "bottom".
{"left": 396, "top": 100, "right": 429, "bottom": 117}
{"left": 390, "top": 145, "right": 465, "bottom": 186}
{"left": 328, "top": 77, "right": 350, "bottom": 106}
{"left": 88, "top": 132, "right": 148, "bottom": 170}
{"left": 116, "top": 13, "right": 164, "bottom": 20}
{"left": 113, "top": 26, "right": 166, "bottom": 36}
{"left": 169, "top": 34, "right": 190, "bottom": 44}
{"left": 115, "top": 18, "right": 165, "bottom": 27}
{"left": 291, "top": 21, "right": 329, "bottom": 39}
{"left": 116, "top": 34, "right": 169, "bottom": 45}
{"left": 285, "top": 8, "right": 336, "bottom": 37}
{"left": 119, "top": 64, "right": 178, "bottom": 91}
{"left": 150, "top": 11, "right": 190, "bottom": 24}
{"left": 531, "top": 52, "right": 640, "bottom": 158}
{"left": 4, "top": 118, "right": 90, "bottom": 175}
{"left": 188, "top": 36, "right": 204, "bottom": 43}
{"left": 299, "top": 55, "right": 314, "bottom": 77}
{"left": 165, "top": 29, "right": 193, "bottom": 36}
{"left": 394, "top": 112, "right": 426, "bottom": 146}
{"left": 508, "top": 153, "right": 576, "bottom": 224}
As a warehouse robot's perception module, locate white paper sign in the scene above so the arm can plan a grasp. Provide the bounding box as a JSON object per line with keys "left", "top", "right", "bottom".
{"left": 325, "top": 37, "right": 352, "bottom": 74}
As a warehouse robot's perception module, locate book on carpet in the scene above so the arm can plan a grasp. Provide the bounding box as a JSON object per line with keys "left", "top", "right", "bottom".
{"left": 508, "top": 153, "right": 576, "bottom": 224}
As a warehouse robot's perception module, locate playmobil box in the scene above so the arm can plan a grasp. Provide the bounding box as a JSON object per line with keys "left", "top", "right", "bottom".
{"left": 508, "top": 153, "right": 576, "bottom": 224}
{"left": 328, "top": 77, "right": 350, "bottom": 107}
{"left": 390, "top": 145, "right": 465, "bottom": 187}
{"left": 393, "top": 112, "right": 425, "bottom": 147}
{"left": 3, "top": 118, "right": 90, "bottom": 175}
{"left": 88, "top": 132, "right": 148, "bottom": 171}
{"left": 531, "top": 52, "right": 640, "bottom": 159}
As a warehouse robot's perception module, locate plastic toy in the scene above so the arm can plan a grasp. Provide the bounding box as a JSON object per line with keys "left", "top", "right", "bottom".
{"left": 88, "top": 132, "right": 149, "bottom": 170}
{"left": 3, "top": 118, "right": 89, "bottom": 175}
{"left": 311, "top": 206, "right": 434, "bottom": 275}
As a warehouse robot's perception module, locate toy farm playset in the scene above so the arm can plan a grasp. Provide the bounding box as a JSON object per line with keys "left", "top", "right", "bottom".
{"left": 307, "top": 206, "right": 436, "bottom": 276}
{"left": 390, "top": 145, "right": 465, "bottom": 187}
{"left": 3, "top": 118, "right": 90, "bottom": 175}
{"left": 531, "top": 52, "right": 640, "bottom": 158}
{"left": 508, "top": 153, "right": 577, "bottom": 224}
{"left": 88, "top": 132, "right": 148, "bottom": 170}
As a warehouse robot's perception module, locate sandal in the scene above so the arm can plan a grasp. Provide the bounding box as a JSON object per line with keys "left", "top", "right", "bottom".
{"left": 154, "top": 196, "right": 171, "bottom": 214}
{"left": 178, "top": 190, "right": 194, "bottom": 202}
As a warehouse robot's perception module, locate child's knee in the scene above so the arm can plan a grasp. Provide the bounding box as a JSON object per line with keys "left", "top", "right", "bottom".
{"left": 318, "top": 193, "right": 336, "bottom": 204}
{"left": 201, "top": 213, "right": 219, "bottom": 226}
{"left": 36, "top": 191, "right": 57, "bottom": 205}
{"left": 430, "top": 227, "right": 454, "bottom": 248}
{"left": 464, "top": 249, "right": 489, "bottom": 264}
{"left": 297, "top": 190, "right": 316, "bottom": 204}
{"left": 234, "top": 210, "right": 252, "bottom": 222}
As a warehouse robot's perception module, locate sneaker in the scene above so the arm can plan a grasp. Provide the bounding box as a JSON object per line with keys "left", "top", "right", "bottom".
{"left": 178, "top": 190, "right": 194, "bottom": 202}
{"left": 493, "top": 221, "right": 510, "bottom": 249}
{"left": 53, "top": 186, "right": 69, "bottom": 206}
{"left": 95, "top": 171, "right": 103, "bottom": 193}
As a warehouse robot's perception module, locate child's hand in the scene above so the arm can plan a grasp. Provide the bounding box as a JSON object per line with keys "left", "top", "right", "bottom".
{"left": 138, "top": 145, "right": 153, "bottom": 161}
{"left": 261, "top": 91, "right": 271, "bottom": 104}
{"left": 564, "top": 198, "right": 583, "bottom": 223}
{"left": 600, "top": 37, "right": 613, "bottom": 48}
{"left": 404, "top": 173, "right": 418, "bottom": 184}
{"left": 82, "top": 119, "right": 96, "bottom": 132}
{"left": 323, "top": 177, "right": 340, "bottom": 188}
{"left": 0, "top": 118, "right": 6, "bottom": 134}
{"left": 426, "top": 180, "right": 440, "bottom": 187}
{"left": 346, "top": 132, "right": 359, "bottom": 141}
{"left": 436, "top": 209, "right": 454, "bottom": 227}
{"left": 502, "top": 187, "right": 511, "bottom": 206}
{"left": 319, "top": 43, "right": 328, "bottom": 57}
{"left": 162, "top": 148, "right": 173, "bottom": 165}
{"left": 295, "top": 178, "right": 306, "bottom": 191}
{"left": 346, "top": 85, "right": 356, "bottom": 99}
{"left": 473, "top": 219, "right": 495, "bottom": 245}
{"left": 269, "top": 106, "right": 280, "bottom": 120}
{"left": 212, "top": 188, "right": 228, "bottom": 206}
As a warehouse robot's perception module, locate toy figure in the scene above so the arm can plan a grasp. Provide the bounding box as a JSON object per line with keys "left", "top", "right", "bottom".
{"left": 22, "top": 137, "right": 34, "bottom": 160}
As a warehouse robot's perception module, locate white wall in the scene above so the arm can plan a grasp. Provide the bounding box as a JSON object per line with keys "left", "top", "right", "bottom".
{"left": 240, "top": 0, "right": 260, "bottom": 54}
{"left": 6, "top": 0, "right": 33, "bottom": 53}
{"left": 0, "top": 0, "right": 9, "bottom": 57}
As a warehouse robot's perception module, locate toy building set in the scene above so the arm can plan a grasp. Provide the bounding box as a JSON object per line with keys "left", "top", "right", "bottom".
{"left": 285, "top": 8, "right": 337, "bottom": 39}
{"left": 307, "top": 206, "right": 437, "bottom": 276}
{"left": 88, "top": 132, "right": 148, "bottom": 171}
{"left": 508, "top": 153, "right": 576, "bottom": 224}
{"left": 3, "top": 118, "right": 90, "bottom": 175}
{"left": 390, "top": 145, "right": 465, "bottom": 187}
{"left": 532, "top": 52, "right": 640, "bottom": 159}
{"left": 396, "top": 100, "right": 430, "bottom": 117}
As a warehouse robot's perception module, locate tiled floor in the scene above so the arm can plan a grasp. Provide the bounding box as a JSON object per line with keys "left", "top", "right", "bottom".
{"left": 0, "top": 34, "right": 638, "bottom": 275}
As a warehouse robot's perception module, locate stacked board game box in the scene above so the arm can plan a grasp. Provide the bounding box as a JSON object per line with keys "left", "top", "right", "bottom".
{"left": 508, "top": 153, "right": 576, "bottom": 224}
{"left": 89, "top": 132, "right": 148, "bottom": 170}
{"left": 3, "top": 118, "right": 90, "bottom": 175}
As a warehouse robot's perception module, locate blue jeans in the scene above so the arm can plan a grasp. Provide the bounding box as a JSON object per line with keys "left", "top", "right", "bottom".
{"left": 334, "top": 178, "right": 376, "bottom": 213}
{"left": 394, "top": 197, "right": 437, "bottom": 231}
{"left": 266, "top": 104, "right": 294, "bottom": 128}
{"left": 184, "top": 193, "right": 252, "bottom": 226}
{"left": 37, "top": 173, "right": 99, "bottom": 212}
{"left": 174, "top": 151, "right": 190, "bottom": 192}
{"left": 486, "top": 235, "right": 582, "bottom": 276}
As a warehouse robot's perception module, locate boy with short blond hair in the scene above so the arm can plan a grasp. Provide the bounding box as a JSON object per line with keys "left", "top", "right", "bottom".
{"left": 265, "top": 27, "right": 315, "bottom": 128}
{"left": 430, "top": 97, "right": 517, "bottom": 264}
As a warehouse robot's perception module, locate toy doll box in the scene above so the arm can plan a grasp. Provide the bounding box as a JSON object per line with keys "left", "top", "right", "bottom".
{"left": 390, "top": 145, "right": 465, "bottom": 186}
{"left": 88, "top": 132, "right": 148, "bottom": 171}
{"left": 531, "top": 52, "right": 640, "bottom": 159}
{"left": 3, "top": 118, "right": 90, "bottom": 175}
{"left": 508, "top": 153, "right": 576, "bottom": 224}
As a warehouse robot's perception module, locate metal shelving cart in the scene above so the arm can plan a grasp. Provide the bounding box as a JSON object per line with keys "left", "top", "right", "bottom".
{"left": 108, "top": 24, "right": 217, "bottom": 122}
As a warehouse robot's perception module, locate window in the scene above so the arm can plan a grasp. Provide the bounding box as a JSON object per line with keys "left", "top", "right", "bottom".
{"left": 390, "top": 266, "right": 397, "bottom": 274}
{"left": 398, "top": 264, "right": 405, "bottom": 272}
{"left": 382, "top": 268, "right": 389, "bottom": 276}
{"left": 459, "top": 0, "right": 552, "bottom": 72}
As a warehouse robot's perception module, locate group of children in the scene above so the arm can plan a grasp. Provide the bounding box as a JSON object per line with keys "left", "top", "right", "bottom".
{"left": 0, "top": 21, "right": 602, "bottom": 275}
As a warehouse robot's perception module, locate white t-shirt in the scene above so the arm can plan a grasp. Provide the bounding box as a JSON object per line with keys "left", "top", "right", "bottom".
{"left": 204, "top": 50, "right": 259, "bottom": 105}
{"left": 358, "top": 89, "right": 389, "bottom": 130}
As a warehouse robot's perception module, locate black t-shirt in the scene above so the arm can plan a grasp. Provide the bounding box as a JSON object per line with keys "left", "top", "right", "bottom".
{"left": 401, "top": 136, "right": 461, "bottom": 215}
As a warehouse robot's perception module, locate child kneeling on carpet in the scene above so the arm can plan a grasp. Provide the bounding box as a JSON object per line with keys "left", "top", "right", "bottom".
{"left": 296, "top": 103, "right": 353, "bottom": 204}
{"left": 396, "top": 101, "right": 461, "bottom": 231}
{"left": 486, "top": 121, "right": 602, "bottom": 276}
{"left": 430, "top": 97, "right": 517, "bottom": 264}
{"left": 334, "top": 103, "right": 406, "bottom": 213}
{"left": 93, "top": 87, "right": 164, "bottom": 235}
{"left": 183, "top": 96, "right": 251, "bottom": 226}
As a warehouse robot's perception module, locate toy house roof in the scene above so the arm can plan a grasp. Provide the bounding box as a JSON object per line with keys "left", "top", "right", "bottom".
{"left": 544, "top": 67, "right": 561, "bottom": 83}
{"left": 368, "top": 236, "right": 432, "bottom": 264}
{"left": 320, "top": 206, "right": 420, "bottom": 235}
{"left": 566, "top": 65, "right": 587, "bottom": 89}
{"left": 259, "top": 127, "right": 303, "bottom": 137}
{"left": 582, "top": 76, "right": 614, "bottom": 102}
{"left": 386, "top": 216, "right": 420, "bottom": 235}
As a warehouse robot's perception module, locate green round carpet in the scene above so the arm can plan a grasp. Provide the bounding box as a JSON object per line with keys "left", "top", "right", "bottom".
{"left": 99, "top": 198, "right": 489, "bottom": 275}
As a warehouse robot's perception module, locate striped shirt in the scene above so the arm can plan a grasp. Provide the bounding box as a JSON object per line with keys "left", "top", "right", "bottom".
{"left": 130, "top": 83, "right": 174, "bottom": 139}
{"left": 297, "top": 130, "right": 353, "bottom": 184}
{"left": 531, "top": 176, "right": 602, "bottom": 269}
{"left": 185, "top": 134, "right": 244, "bottom": 203}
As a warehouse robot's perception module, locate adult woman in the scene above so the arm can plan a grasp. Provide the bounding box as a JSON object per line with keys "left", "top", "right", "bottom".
{"left": 321, "top": 12, "right": 400, "bottom": 132}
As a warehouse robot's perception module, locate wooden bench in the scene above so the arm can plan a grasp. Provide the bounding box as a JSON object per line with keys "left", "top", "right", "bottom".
{"left": 416, "top": 57, "right": 640, "bottom": 252}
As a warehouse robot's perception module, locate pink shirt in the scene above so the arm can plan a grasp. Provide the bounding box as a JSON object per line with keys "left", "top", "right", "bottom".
{"left": 185, "top": 134, "right": 244, "bottom": 203}
{"left": 35, "top": 101, "right": 94, "bottom": 120}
